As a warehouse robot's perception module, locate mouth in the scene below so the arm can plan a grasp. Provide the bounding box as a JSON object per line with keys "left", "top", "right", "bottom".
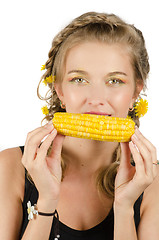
{"left": 84, "top": 112, "right": 111, "bottom": 116}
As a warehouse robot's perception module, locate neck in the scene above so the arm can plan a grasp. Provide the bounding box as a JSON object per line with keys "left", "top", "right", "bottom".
{"left": 62, "top": 136, "right": 119, "bottom": 176}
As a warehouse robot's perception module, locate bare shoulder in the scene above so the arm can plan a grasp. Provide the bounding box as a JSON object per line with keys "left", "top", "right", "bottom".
{"left": 0, "top": 147, "right": 25, "bottom": 239}
{"left": 0, "top": 147, "right": 25, "bottom": 197}
{"left": 138, "top": 165, "right": 159, "bottom": 239}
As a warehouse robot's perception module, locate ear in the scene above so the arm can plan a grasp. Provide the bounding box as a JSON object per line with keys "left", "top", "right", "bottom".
{"left": 130, "top": 82, "right": 143, "bottom": 108}
{"left": 54, "top": 83, "right": 64, "bottom": 102}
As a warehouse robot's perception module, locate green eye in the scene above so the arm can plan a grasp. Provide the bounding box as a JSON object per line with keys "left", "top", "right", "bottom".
{"left": 107, "top": 78, "right": 124, "bottom": 85}
{"left": 70, "top": 77, "right": 87, "bottom": 84}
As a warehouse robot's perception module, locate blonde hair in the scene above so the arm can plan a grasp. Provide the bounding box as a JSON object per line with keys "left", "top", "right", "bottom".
{"left": 37, "top": 12, "right": 150, "bottom": 198}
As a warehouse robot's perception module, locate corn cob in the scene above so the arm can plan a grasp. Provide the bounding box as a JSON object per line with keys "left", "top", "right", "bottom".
{"left": 52, "top": 112, "right": 135, "bottom": 142}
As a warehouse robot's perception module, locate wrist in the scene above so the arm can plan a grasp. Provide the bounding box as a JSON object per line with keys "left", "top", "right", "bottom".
{"left": 114, "top": 196, "right": 135, "bottom": 210}
{"left": 37, "top": 198, "right": 58, "bottom": 213}
{"left": 114, "top": 201, "right": 134, "bottom": 216}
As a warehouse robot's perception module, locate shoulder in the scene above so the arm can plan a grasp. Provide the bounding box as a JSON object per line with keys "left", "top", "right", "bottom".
{"left": 0, "top": 147, "right": 25, "bottom": 201}
{"left": 0, "top": 147, "right": 24, "bottom": 173}
{"left": 138, "top": 165, "right": 159, "bottom": 239}
{"left": 0, "top": 147, "right": 25, "bottom": 239}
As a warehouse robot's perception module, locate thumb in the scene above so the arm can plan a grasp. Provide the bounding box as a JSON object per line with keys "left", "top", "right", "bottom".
{"left": 120, "top": 142, "right": 131, "bottom": 168}
{"left": 49, "top": 134, "right": 65, "bottom": 160}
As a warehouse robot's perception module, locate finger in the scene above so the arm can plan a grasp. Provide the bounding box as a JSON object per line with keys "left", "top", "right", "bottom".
{"left": 25, "top": 121, "right": 53, "bottom": 143}
{"left": 36, "top": 128, "right": 58, "bottom": 163}
{"left": 49, "top": 134, "right": 65, "bottom": 161}
{"left": 135, "top": 127, "right": 157, "bottom": 166}
{"left": 120, "top": 142, "right": 131, "bottom": 168}
{"left": 129, "top": 141, "right": 145, "bottom": 175}
{"left": 131, "top": 130, "right": 153, "bottom": 176}
{"left": 23, "top": 122, "right": 54, "bottom": 163}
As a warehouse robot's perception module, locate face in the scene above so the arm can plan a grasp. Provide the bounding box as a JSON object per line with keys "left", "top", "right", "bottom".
{"left": 55, "top": 41, "right": 141, "bottom": 118}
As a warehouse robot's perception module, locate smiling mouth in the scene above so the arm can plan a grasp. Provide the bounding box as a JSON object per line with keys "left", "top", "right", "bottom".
{"left": 84, "top": 112, "right": 111, "bottom": 116}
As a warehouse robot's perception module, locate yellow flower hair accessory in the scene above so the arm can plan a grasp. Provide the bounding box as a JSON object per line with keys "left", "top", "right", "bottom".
{"left": 41, "top": 105, "right": 49, "bottom": 115}
{"left": 42, "top": 75, "right": 56, "bottom": 86}
{"left": 134, "top": 98, "right": 148, "bottom": 118}
{"left": 41, "top": 64, "right": 45, "bottom": 71}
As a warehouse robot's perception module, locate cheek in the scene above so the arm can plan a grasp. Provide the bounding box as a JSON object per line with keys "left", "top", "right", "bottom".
{"left": 65, "top": 88, "right": 80, "bottom": 101}
{"left": 113, "top": 92, "right": 133, "bottom": 116}
{"left": 62, "top": 85, "right": 83, "bottom": 107}
{"left": 115, "top": 93, "right": 132, "bottom": 104}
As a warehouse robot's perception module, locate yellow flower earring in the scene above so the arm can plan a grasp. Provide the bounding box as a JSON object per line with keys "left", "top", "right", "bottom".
{"left": 134, "top": 98, "right": 148, "bottom": 118}
{"left": 128, "top": 97, "right": 148, "bottom": 119}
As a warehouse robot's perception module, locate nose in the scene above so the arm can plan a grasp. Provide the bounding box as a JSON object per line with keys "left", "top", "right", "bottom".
{"left": 88, "top": 97, "right": 104, "bottom": 106}
{"left": 87, "top": 85, "right": 106, "bottom": 106}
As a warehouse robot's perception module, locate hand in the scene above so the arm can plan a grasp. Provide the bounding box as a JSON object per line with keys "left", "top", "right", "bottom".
{"left": 114, "top": 127, "right": 157, "bottom": 208}
{"left": 22, "top": 122, "right": 65, "bottom": 204}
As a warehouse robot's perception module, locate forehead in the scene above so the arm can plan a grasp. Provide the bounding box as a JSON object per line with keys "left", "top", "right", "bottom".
{"left": 64, "top": 41, "right": 134, "bottom": 78}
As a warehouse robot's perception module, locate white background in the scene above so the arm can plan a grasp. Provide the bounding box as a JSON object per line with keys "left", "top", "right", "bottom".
{"left": 0, "top": 0, "right": 158, "bottom": 157}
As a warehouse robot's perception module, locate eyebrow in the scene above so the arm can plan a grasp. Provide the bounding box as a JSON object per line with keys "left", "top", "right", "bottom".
{"left": 67, "top": 70, "right": 88, "bottom": 75}
{"left": 107, "top": 71, "right": 127, "bottom": 77}
{"left": 68, "top": 70, "right": 127, "bottom": 77}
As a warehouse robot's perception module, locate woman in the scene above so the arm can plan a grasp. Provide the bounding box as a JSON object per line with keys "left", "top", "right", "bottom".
{"left": 0, "top": 12, "right": 158, "bottom": 240}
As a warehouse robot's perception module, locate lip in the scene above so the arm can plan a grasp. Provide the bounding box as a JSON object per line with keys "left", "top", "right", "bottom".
{"left": 84, "top": 111, "right": 111, "bottom": 116}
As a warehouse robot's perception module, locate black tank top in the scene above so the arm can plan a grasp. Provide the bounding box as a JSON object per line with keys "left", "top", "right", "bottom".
{"left": 19, "top": 146, "right": 143, "bottom": 240}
